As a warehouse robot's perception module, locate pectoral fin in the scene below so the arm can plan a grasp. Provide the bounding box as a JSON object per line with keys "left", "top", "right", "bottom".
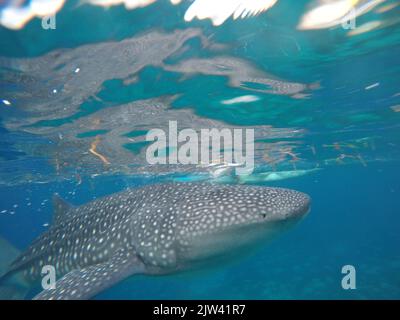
{"left": 34, "top": 250, "right": 145, "bottom": 300}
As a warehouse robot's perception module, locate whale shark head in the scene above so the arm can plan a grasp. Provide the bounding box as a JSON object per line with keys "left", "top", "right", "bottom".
{"left": 174, "top": 185, "right": 310, "bottom": 265}
{"left": 129, "top": 183, "right": 310, "bottom": 272}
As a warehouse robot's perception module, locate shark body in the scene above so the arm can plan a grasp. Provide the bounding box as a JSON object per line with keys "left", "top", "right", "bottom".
{"left": 0, "top": 182, "right": 310, "bottom": 300}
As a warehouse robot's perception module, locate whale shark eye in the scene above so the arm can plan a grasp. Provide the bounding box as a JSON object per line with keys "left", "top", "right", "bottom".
{"left": 261, "top": 213, "right": 267, "bottom": 219}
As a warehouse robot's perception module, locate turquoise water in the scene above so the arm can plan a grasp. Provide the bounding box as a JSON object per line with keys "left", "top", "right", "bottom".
{"left": 0, "top": 0, "right": 399, "bottom": 299}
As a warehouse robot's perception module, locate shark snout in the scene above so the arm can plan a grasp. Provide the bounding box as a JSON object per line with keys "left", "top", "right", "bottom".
{"left": 256, "top": 188, "right": 311, "bottom": 223}
{"left": 279, "top": 190, "right": 311, "bottom": 220}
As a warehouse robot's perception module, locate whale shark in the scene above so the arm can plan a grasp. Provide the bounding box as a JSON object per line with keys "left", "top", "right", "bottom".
{"left": 0, "top": 182, "right": 310, "bottom": 300}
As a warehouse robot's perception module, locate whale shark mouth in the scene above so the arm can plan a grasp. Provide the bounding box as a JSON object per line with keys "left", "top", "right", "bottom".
{"left": 178, "top": 213, "right": 306, "bottom": 265}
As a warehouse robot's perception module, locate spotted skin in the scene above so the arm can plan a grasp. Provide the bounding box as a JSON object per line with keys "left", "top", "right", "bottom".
{"left": 1, "top": 182, "right": 310, "bottom": 300}
{"left": 34, "top": 250, "right": 144, "bottom": 300}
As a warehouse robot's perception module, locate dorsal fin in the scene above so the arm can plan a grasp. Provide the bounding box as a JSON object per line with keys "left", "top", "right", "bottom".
{"left": 53, "top": 194, "right": 74, "bottom": 225}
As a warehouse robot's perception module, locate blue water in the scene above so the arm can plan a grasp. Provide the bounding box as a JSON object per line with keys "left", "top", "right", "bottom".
{"left": 0, "top": 0, "right": 399, "bottom": 299}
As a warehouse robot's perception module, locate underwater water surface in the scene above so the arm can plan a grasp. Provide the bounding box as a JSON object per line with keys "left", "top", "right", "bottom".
{"left": 0, "top": 0, "right": 399, "bottom": 299}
